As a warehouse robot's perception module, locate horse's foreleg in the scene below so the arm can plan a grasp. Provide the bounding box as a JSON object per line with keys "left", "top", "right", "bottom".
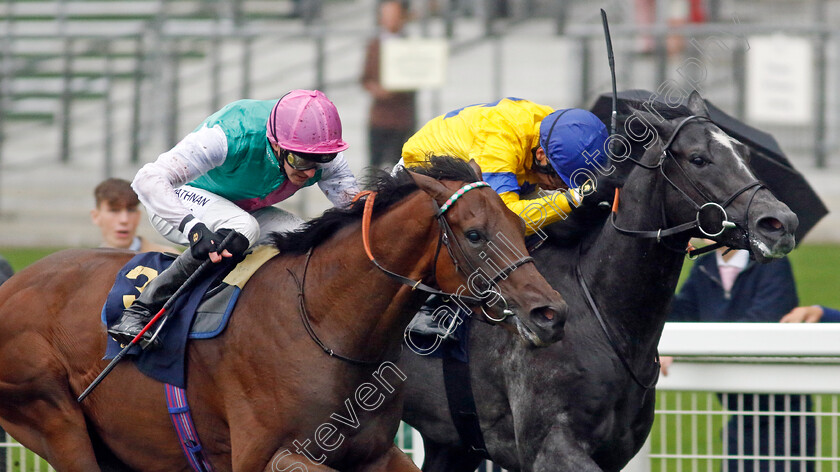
{"left": 354, "top": 444, "right": 421, "bottom": 472}
{"left": 0, "top": 349, "right": 102, "bottom": 471}
{"left": 1, "top": 399, "right": 101, "bottom": 472}
{"left": 528, "top": 432, "right": 605, "bottom": 472}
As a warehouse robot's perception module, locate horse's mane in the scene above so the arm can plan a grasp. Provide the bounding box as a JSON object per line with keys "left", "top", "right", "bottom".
{"left": 271, "top": 155, "right": 479, "bottom": 254}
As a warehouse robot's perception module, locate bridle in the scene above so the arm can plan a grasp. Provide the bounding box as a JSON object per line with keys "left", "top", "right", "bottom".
{"left": 289, "top": 180, "right": 534, "bottom": 366}
{"left": 610, "top": 115, "right": 764, "bottom": 258}
{"left": 357, "top": 182, "right": 534, "bottom": 323}
{"left": 579, "top": 114, "right": 764, "bottom": 390}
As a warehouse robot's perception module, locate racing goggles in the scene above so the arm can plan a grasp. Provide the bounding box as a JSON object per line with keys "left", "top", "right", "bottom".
{"left": 280, "top": 150, "right": 338, "bottom": 171}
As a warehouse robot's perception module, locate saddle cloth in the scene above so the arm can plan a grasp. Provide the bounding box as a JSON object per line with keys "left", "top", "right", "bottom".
{"left": 101, "top": 246, "right": 278, "bottom": 387}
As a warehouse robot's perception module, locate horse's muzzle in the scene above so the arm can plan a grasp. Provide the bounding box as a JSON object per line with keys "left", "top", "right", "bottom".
{"left": 749, "top": 207, "right": 798, "bottom": 262}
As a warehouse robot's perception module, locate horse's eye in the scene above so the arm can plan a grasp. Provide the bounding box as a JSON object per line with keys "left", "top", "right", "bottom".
{"left": 465, "top": 230, "right": 483, "bottom": 243}
{"left": 690, "top": 156, "right": 708, "bottom": 167}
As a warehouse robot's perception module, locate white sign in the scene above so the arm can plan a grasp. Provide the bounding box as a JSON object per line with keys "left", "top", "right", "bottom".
{"left": 381, "top": 38, "right": 448, "bottom": 91}
{"left": 746, "top": 35, "right": 813, "bottom": 125}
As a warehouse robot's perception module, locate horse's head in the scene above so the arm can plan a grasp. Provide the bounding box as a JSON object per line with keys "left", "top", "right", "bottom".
{"left": 627, "top": 91, "right": 798, "bottom": 262}
{"left": 408, "top": 157, "right": 568, "bottom": 346}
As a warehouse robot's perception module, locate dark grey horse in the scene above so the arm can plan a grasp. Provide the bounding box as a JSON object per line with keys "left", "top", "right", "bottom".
{"left": 400, "top": 92, "right": 799, "bottom": 472}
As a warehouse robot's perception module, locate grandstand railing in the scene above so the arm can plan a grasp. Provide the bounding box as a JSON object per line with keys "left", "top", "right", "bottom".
{"left": 626, "top": 323, "right": 840, "bottom": 472}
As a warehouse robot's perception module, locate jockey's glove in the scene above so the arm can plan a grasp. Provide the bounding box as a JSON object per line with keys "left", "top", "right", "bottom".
{"left": 188, "top": 223, "right": 249, "bottom": 260}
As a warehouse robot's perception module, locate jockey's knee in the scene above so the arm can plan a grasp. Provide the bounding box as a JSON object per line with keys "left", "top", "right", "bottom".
{"left": 252, "top": 207, "right": 305, "bottom": 245}
{"left": 210, "top": 213, "right": 260, "bottom": 248}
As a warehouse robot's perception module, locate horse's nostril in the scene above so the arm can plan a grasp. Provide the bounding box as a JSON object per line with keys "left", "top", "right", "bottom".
{"left": 759, "top": 217, "right": 783, "bottom": 232}
{"left": 531, "top": 305, "right": 565, "bottom": 324}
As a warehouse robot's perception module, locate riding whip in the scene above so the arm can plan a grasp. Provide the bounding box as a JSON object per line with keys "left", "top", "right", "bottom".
{"left": 77, "top": 231, "right": 237, "bottom": 403}
{"left": 600, "top": 9, "right": 618, "bottom": 139}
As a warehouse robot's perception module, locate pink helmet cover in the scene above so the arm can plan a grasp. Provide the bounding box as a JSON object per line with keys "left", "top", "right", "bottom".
{"left": 266, "top": 89, "right": 349, "bottom": 154}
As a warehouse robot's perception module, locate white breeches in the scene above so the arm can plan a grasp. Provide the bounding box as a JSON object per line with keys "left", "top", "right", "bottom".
{"left": 149, "top": 185, "right": 304, "bottom": 248}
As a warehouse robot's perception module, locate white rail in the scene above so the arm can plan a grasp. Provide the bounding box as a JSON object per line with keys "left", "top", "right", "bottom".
{"left": 624, "top": 323, "right": 840, "bottom": 472}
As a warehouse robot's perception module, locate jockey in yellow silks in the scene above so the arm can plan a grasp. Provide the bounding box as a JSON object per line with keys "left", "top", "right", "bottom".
{"left": 401, "top": 97, "right": 609, "bottom": 235}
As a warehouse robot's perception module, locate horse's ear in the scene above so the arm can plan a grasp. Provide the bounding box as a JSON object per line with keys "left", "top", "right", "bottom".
{"left": 624, "top": 105, "right": 673, "bottom": 149}
{"left": 467, "top": 159, "right": 483, "bottom": 181}
{"left": 686, "top": 90, "right": 711, "bottom": 118}
{"left": 408, "top": 170, "right": 451, "bottom": 203}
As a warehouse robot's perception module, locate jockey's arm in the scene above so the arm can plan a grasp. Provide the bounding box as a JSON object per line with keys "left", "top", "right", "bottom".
{"left": 471, "top": 128, "right": 581, "bottom": 235}
{"left": 499, "top": 189, "right": 581, "bottom": 236}
{"left": 132, "top": 125, "right": 227, "bottom": 236}
{"left": 317, "top": 152, "right": 361, "bottom": 208}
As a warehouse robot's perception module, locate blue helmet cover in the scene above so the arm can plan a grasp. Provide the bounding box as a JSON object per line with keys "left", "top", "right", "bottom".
{"left": 539, "top": 108, "right": 609, "bottom": 187}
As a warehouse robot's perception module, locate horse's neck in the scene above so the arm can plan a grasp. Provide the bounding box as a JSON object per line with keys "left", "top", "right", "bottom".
{"left": 581, "top": 170, "right": 688, "bottom": 357}
{"left": 304, "top": 194, "right": 438, "bottom": 362}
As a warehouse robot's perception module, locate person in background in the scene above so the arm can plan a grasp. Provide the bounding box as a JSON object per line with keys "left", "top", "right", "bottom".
{"left": 361, "top": 0, "right": 416, "bottom": 168}
{"left": 107, "top": 90, "right": 359, "bottom": 350}
{"left": 633, "top": 0, "right": 706, "bottom": 55}
{"left": 663, "top": 245, "right": 816, "bottom": 472}
{"left": 91, "top": 178, "right": 177, "bottom": 253}
{"left": 781, "top": 304, "right": 840, "bottom": 323}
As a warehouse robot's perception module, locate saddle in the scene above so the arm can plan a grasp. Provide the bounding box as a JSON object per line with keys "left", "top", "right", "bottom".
{"left": 101, "top": 245, "right": 279, "bottom": 387}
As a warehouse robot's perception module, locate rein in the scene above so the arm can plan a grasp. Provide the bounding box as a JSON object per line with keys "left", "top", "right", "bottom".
{"left": 356, "top": 188, "right": 481, "bottom": 305}
{"left": 289, "top": 180, "right": 534, "bottom": 366}
{"left": 359, "top": 183, "right": 533, "bottom": 320}
{"left": 576, "top": 264, "right": 660, "bottom": 390}
{"left": 585, "top": 114, "right": 762, "bottom": 391}
{"left": 610, "top": 115, "right": 764, "bottom": 258}
{"left": 288, "top": 249, "right": 383, "bottom": 366}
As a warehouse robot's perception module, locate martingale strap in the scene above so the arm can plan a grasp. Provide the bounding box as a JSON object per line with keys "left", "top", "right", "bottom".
{"left": 443, "top": 356, "right": 490, "bottom": 459}
{"left": 165, "top": 384, "right": 215, "bottom": 472}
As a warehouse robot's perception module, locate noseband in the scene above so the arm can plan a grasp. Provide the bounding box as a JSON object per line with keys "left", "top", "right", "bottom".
{"left": 611, "top": 115, "right": 764, "bottom": 257}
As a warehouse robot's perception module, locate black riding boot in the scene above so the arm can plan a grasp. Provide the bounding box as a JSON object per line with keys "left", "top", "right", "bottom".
{"left": 107, "top": 250, "right": 204, "bottom": 350}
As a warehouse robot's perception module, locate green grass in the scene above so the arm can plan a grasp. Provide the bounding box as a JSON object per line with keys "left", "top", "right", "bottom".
{"left": 0, "top": 247, "right": 67, "bottom": 274}
{"left": 788, "top": 244, "right": 840, "bottom": 307}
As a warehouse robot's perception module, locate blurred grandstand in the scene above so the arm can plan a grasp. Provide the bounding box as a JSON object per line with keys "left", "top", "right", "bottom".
{"left": 0, "top": 0, "right": 838, "bottom": 247}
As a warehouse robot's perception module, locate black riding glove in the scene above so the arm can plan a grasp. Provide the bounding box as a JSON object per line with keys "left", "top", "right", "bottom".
{"left": 188, "top": 223, "right": 249, "bottom": 260}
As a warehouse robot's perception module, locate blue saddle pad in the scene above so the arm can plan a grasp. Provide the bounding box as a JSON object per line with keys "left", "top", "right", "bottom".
{"left": 101, "top": 252, "right": 238, "bottom": 388}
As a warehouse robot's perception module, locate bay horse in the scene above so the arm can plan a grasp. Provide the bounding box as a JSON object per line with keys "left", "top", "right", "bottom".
{"left": 0, "top": 157, "right": 567, "bottom": 471}
{"left": 400, "top": 92, "right": 799, "bottom": 471}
